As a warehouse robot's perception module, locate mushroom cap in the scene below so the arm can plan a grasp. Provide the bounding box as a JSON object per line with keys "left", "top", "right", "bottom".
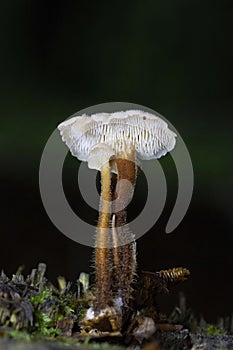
{"left": 58, "top": 110, "right": 176, "bottom": 170}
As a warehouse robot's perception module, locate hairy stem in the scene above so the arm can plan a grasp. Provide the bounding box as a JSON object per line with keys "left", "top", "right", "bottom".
{"left": 94, "top": 161, "right": 111, "bottom": 310}
{"left": 111, "top": 150, "right": 137, "bottom": 305}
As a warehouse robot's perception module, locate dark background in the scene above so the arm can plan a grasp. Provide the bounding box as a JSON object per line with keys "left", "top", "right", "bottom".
{"left": 0, "top": 1, "right": 232, "bottom": 322}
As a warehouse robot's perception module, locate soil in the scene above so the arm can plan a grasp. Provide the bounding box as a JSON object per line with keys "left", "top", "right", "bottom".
{"left": 0, "top": 331, "right": 233, "bottom": 350}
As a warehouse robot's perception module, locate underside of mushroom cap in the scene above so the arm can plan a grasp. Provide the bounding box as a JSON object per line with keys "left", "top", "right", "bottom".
{"left": 58, "top": 110, "right": 177, "bottom": 169}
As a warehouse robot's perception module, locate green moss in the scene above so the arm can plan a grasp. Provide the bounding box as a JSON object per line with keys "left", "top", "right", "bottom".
{"left": 206, "top": 325, "right": 223, "bottom": 336}
{"left": 30, "top": 289, "right": 53, "bottom": 305}
{"left": 33, "top": 310, "right": 61, "bottom": 337}
{"left": 8, "top": 330, "right": 31, "bottom": 341}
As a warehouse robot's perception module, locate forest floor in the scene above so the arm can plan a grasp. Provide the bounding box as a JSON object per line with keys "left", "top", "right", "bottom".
{"left": 0, "top": 264, "right": 232, "bottom": 350}
{"left": 0, "top": 331, "right": 233, "bottom": 350}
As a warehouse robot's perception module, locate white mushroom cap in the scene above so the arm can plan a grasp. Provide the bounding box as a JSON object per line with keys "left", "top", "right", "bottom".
{"left": 58, "top": 110, "right": 176, "bottom": 170}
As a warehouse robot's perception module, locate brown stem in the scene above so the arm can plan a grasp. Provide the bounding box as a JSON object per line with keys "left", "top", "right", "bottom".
{"left": 111, "top": 150, "right": 137, "bottom": 305}
{"left": 94, "top": 161, "right": 112, "bottom": 310}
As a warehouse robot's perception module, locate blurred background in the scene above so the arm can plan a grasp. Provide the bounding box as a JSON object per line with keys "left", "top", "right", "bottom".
{"left": 0, "top": 1, "right": 232, "bottom": 322}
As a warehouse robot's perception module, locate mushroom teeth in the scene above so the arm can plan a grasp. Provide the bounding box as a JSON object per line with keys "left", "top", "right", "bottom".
{"left": 57, "top": 109, "right": 177, "bottom": 164}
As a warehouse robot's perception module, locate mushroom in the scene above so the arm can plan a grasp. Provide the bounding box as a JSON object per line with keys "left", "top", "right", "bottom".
{"left": 58, "top": 110, "right": 176, "bottom": 318}
{"left": 58, "top": 110, "right": 176, "bottom": 168}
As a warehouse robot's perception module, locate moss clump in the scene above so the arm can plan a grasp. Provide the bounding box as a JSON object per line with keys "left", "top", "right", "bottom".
{"left": 0, "top": 263, "right": 82, "bottom": 339}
